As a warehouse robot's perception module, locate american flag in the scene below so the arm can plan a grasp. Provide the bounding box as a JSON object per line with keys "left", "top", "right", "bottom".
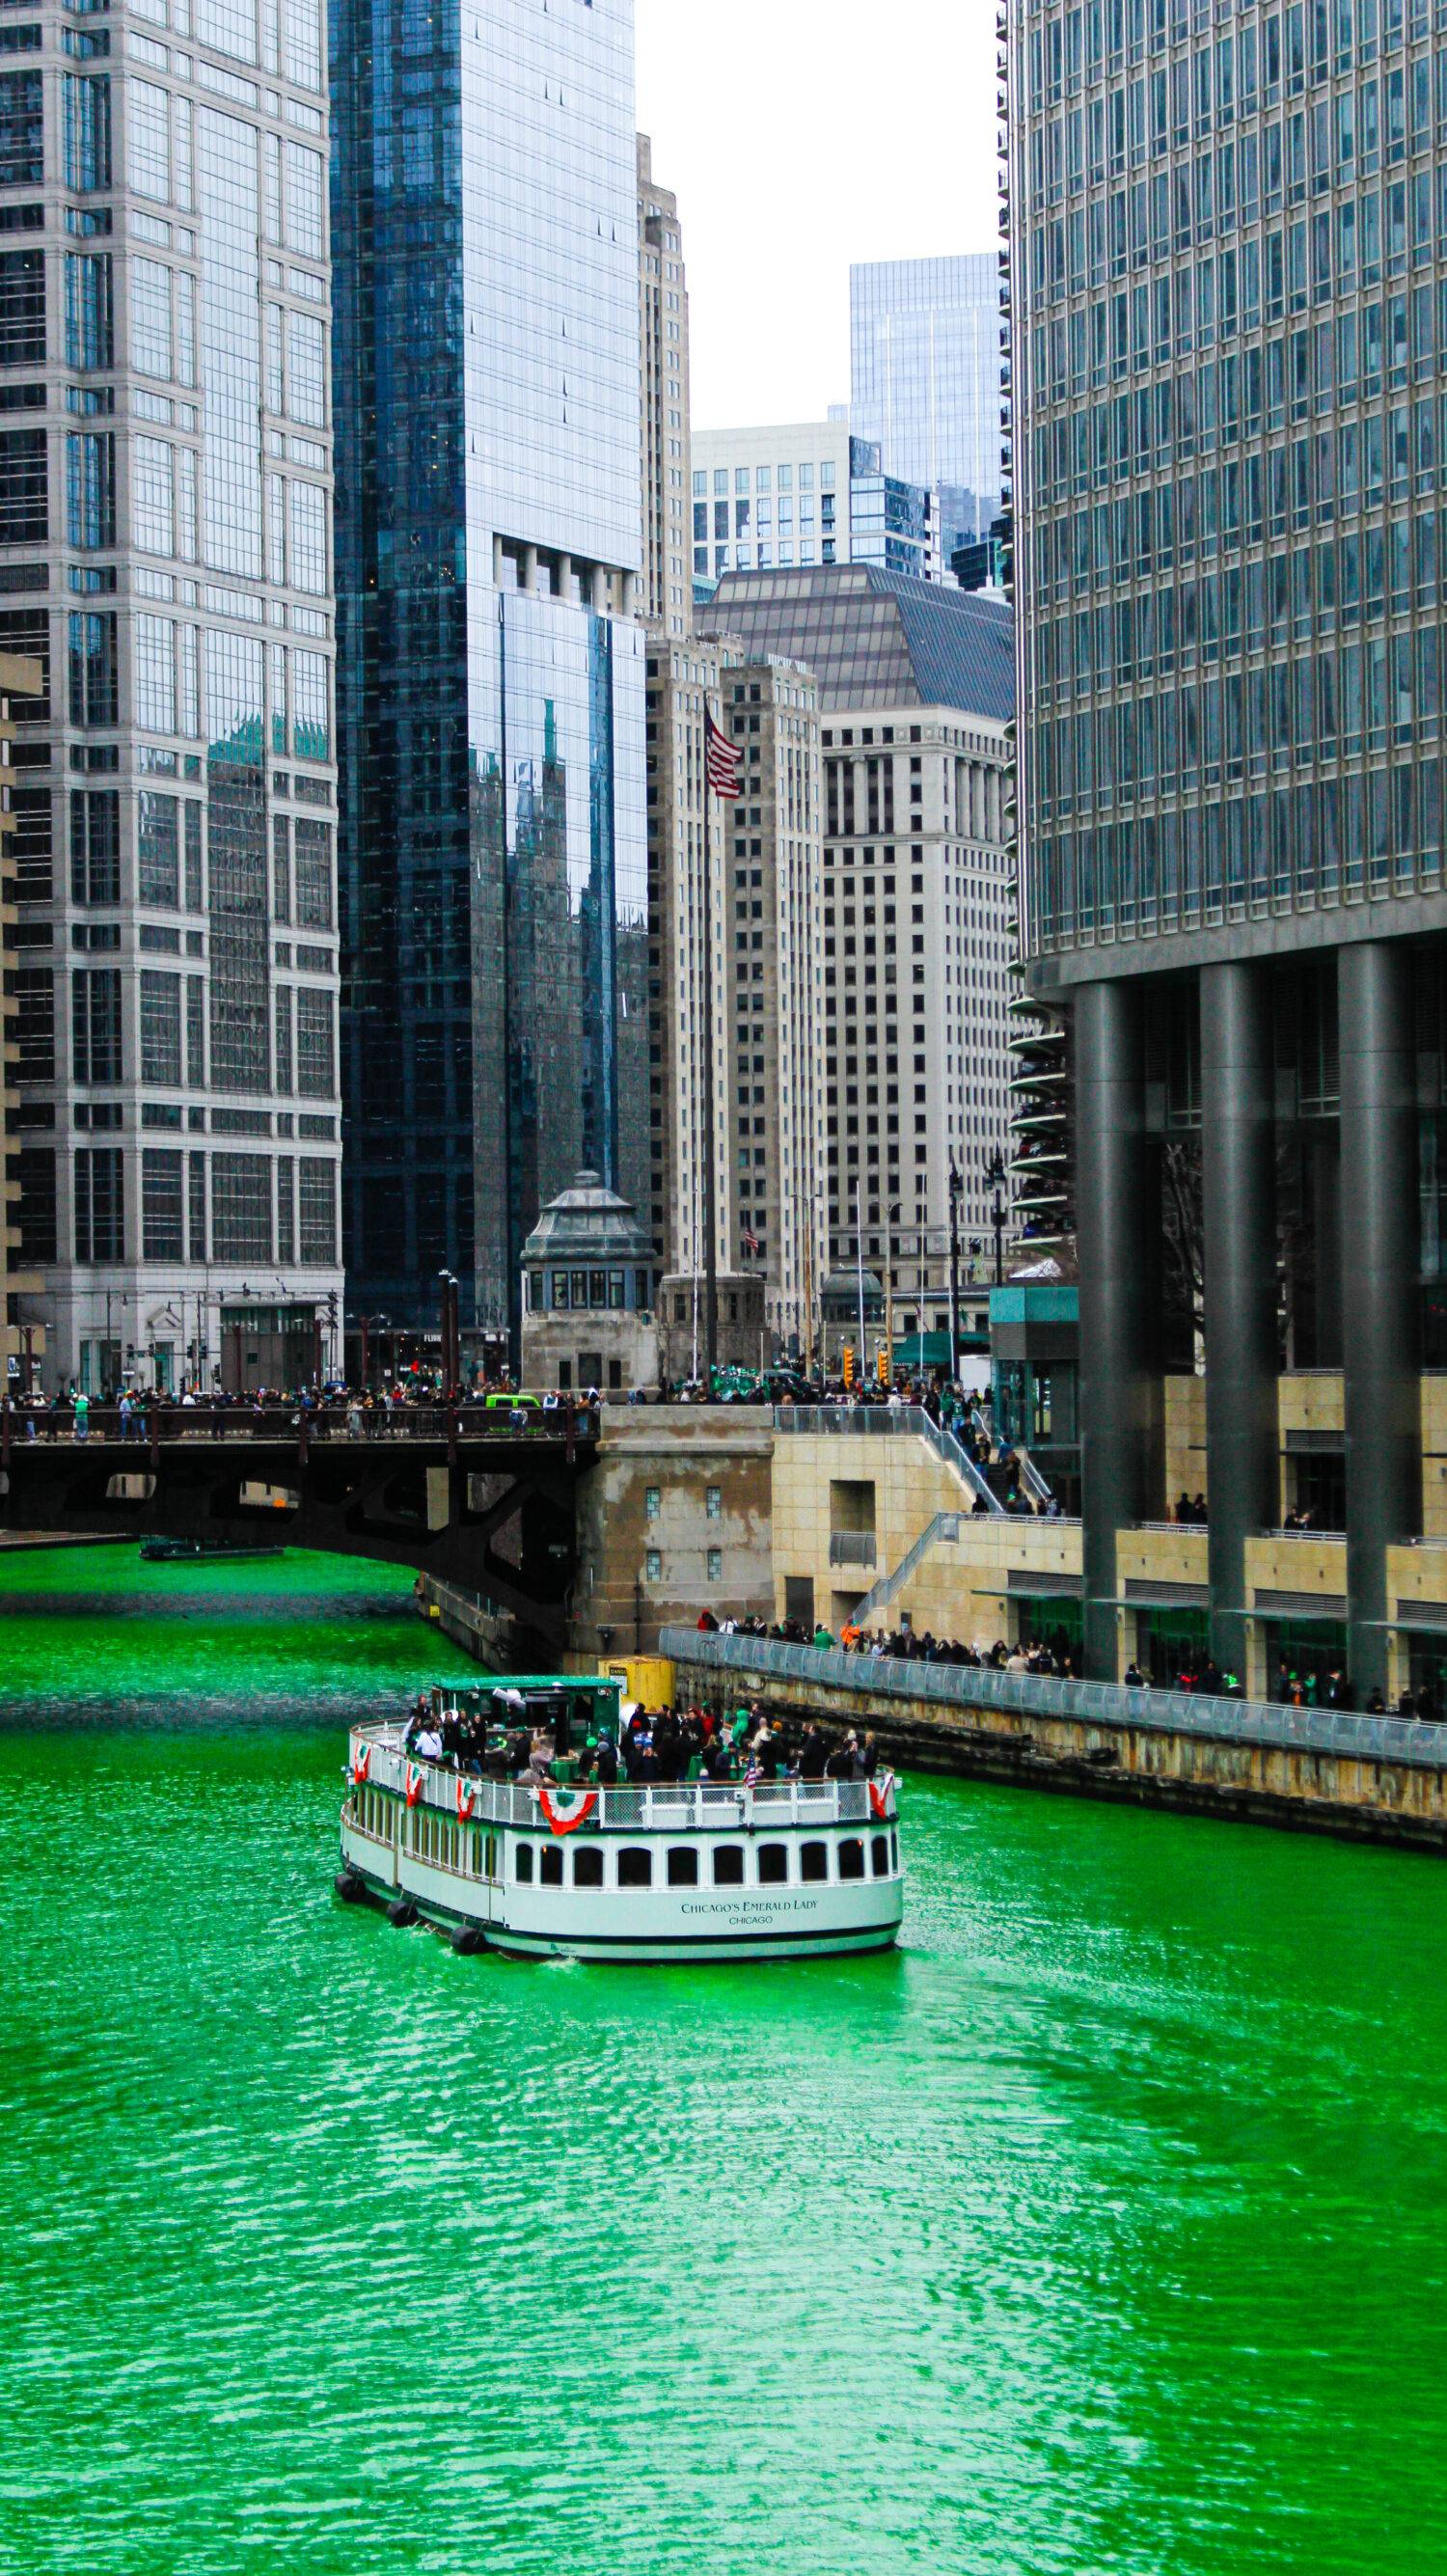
{"left": 742, "top": 1227, "right": 760, "bottom": 1256}
{"left": 705, "top": 709, "right": 742, "bottom": 800}
{"left": 743, "top": 1752, "right": 761, "bottom": 1786}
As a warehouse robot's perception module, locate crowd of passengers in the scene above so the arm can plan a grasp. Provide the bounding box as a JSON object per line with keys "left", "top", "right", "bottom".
{"left": 400, "top": 1692, "right": 882, "bottom": 1788}
{"left": 696, "top": 1607, "right": 1081, "bottom": 1675}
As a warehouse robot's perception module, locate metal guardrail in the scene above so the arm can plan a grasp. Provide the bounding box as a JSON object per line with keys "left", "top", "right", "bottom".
{"left": 349, "top": 1726, "right": 889, "bottom": 1827}
{"left": 829, "top": 1531, "right": 878, "bottom": 1568}
{"left": 970, "top": 1403, "right": 1056, "bottom": 1513}
{"left": 0, "top": 1402, "right": 599, "bottom": 1457}
{"left": 855, "top": 1512, "right": 961, "bottom": 1621}
{"left": 661, "top": 1628, "right": 1447, "bottom": 1773}
{"left": 774, "top": 1405, "right": 1004, "bottom": 1515}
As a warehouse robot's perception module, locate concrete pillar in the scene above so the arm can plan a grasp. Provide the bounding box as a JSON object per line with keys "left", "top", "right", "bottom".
{"left": 621, "top": 571, "right": 639, "bottom": 617}
{"left": 520, "top": 543, "right": 538, "bottom": 595}
{"left": 1076, "top": 976, "right": 1161, "bottom": 1679}
{"left": 1340, "top": 938, "right": 1421, "bottom": 1699}
{"left": 590, "top": 565, "right": 609, "bottom": 615}
{"left": 556, "top": 553, "right": 572, "bottom": 603}
{"left": 1200, "top": 960, "right": 1277, "bottom": 1683}
{"left": 492, "top": 534, "right": 505, "bottom": 586}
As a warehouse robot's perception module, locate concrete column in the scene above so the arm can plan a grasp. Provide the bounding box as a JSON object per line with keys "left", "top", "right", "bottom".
{"left": 520, "top": 543, "right": 538, "bottom": 594}
{"left": 1076, "top": 977, "right": 1162, "bottom": 1678}
{"left": 556, "top": 553, "right": 572, "bottom": 603}
{"left": 1340, "top": 938, "right": 1421, "bottom": 1699}
{"left": 621, "top": 572, "right": 639, "bottom": 617}
{"left": 1200, "top": 960, "right": 1277, "bottom": 1682}
{"left": 492, "top": 533, "right": 505, "bottom": 586}
{"left": 590, "top": 565, "right": 609, "bottom": 615}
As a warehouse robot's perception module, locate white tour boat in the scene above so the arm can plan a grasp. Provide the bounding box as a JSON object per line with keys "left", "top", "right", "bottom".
{"left": 335, "top": 1677, "right": 905, "bottom": 1963}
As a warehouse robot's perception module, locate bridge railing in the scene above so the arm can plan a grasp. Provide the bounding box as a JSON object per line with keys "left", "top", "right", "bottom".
{"left": 0, "top": 1401, "right": 600, "bottom": 1458}
{"left": 348, "top": 1726, "right": 892, "bottom": 1828}
{"left": 660, "top": 1628, "right": 1447, "bottom": 1773}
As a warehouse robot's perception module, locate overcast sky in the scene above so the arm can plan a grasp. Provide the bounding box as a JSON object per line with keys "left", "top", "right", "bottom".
{"left": 634, "top": 0, "right": 998, "bottom": 433}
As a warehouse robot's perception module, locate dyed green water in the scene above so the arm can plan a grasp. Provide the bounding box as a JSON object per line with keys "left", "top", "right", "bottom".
{"left": 1, "top": 1546, "right": 1444, "bottom": 2575}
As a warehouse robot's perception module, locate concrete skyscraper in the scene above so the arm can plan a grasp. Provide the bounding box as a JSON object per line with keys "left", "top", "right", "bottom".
{"left": 637, "top": 134, "right": 690, "bottom": 641}
{"left": 1008, "top": 0, "right": 1447, "bottom": 1702}
{"left": 700, "top": 567, "right": 1014, "bottom": 1344}
{"left": 333, "top": 0, "right": 647, "bottom": 1347}
{"left": 4, "top": 0, "right": 342, "bottom": 1395}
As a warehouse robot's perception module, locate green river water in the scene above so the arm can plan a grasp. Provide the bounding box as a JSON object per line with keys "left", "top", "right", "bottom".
{"left": 1, "top": 1544, "right": 1444, "bottom": 2576}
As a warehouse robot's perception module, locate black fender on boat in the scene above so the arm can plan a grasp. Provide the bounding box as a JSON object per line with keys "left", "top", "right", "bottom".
{"left": 450, "top": 1924, "right": 485, "bottom": 1957}
{"left": 334, "top": 1869, "right": 367, "bottom": 1905}
{"left": 387, "top": 1898, "right": 419, "bottom": 1928}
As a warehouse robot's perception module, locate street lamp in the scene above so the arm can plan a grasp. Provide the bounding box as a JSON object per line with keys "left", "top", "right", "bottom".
{"left": 983, "top": 1146, "right": 1009, "bottom": 1288}
{"left": 947, "top": 1164, "right": 963, "bottom": 1387}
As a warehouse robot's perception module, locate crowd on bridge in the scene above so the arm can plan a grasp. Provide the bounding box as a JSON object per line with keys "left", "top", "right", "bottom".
{"left": 399, "top": 1689, "right": 882, "bottom": 1791}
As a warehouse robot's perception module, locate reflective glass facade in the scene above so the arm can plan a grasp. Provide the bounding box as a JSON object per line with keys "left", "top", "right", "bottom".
{"left": 5, "top": 0, "right": 341, "bottom": 1393}
{"left": 1012, "top": 0, "right": 1447, "bottom": 963}
{"left": 333, "top": 0, "right": 646, "bottom": 1337}
{"left": 850, "top": 256, "right": 1003, "bottom": 522}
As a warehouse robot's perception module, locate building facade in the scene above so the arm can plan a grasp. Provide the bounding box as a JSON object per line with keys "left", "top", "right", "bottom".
{"left": 637, "top": 133, "right": 690, "bottom": 641}
{"left": 699, "top": 567, "right": 1014, "bottom": 1347}
{"left": 850, "top": 254, "right": 1004, "bottom": 549}
{"left": 690, "top": 420, "right": 960, "bottom": 602}
{"left": 644, "top": 631, "right": 825, "bottom": 1364}
{"left": 690, "top": 421, "right": 853, "bottom": 597}
{"left": 333, "top": 0, "right": 647, "bottom": 1348}
{"left": 3, "top": 0, "right": 342, "bottom": 1395}
{"left": 1009, "top": 0, "right": 1447, "bottom": 1701}
{"left": 2, "top": 650, "right": 42, "bottom": 1388}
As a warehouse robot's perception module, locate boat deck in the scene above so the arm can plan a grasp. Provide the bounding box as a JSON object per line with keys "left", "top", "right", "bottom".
{"left": 349, "top": 1721, "right": 895, "bottom": 1832}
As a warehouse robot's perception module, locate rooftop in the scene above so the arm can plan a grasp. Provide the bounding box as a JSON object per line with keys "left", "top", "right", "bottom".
{"left": 697, "top": 564, "right": 1014, "bottom": 720}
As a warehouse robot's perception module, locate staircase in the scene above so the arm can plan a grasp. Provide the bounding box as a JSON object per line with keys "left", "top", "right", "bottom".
{"left": 854, "top": 1512, "right": 963, "bottom": 1622}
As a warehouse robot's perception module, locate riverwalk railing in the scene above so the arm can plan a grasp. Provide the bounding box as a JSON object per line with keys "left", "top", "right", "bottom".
{"left": 661, "top": 1629, "right": 1447, "bottom": 1773}
{"left": 348, "top": 1726, "right": 890, "bottom": 1829}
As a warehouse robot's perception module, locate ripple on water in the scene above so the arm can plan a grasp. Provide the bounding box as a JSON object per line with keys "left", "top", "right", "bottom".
{"left": 1, "top": 1554, "right": 1446, "bottom": 2573}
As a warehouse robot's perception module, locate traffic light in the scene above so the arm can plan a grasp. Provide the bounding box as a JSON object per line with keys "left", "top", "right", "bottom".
{"left": 876, "top": 1343, "right": 889, "bottom": 1385}
{"left": 842, "top": 1343, "right": 856, "bottom": 1390}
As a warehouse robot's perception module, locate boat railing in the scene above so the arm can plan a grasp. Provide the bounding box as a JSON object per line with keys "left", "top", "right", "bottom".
{"left": 347, "top": 1728, "right": 892, "bottom": 1828}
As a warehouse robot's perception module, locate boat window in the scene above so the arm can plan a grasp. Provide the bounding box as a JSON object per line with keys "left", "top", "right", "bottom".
{"left": 870, "top": 1834, "right": 890, "bottom": 1877}
{"left": 617, "top": 1848, "right": 653, "bottom": 1888}
{"left": 573, "top": 1847, "right": 604, "bottom": 1888}
{"left": 838, "top": 1837, "right": 865, "bottom": 1880}
{"left": 667, "top": 1847, "right": 698, "bottom": 1886}
{"left": 539, "top": 1845, "right": 564, "bottom": 1886}
{"left": 515, "top": 1842, "right": 534, "bottom": 1882}
{"left": 800, "top": 1841, "right": 829, "bottom": 1881}
{"left": 757, "top": 1844, "right": 788, "bottom": 1884}
{"left": 713, "top": 1846, "right": 744, "bottom": 1885}
{"left": 890, "top": 1830, "right": 899, "bottom": 1872}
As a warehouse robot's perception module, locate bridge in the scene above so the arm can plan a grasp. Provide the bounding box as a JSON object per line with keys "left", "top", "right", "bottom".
{"left": 1, "top": 1403, "right": 599, "bottom": 1656}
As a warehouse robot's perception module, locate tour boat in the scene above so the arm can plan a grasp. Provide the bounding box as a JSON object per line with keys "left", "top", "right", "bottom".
{"left": 335, "top": 1679, "right": 905, "bottom": 1963}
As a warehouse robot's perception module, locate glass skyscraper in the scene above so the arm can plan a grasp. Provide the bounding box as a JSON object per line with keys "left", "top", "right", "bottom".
{"left": 850, "top": 255, "right": 1003, "bottom": 541}
{"left": 331, "top": 0, "right": 647, "bottom": 1344}
{"left": 1009, "top": 0, "right": 1447, "bottom": 1703}
{"left": 4, "top": 0, "right": 341, "bottom": 1395}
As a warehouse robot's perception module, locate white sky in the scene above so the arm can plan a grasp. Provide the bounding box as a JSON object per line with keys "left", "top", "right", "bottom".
{"left": 634, "top": 0, "right": 999, "bottom": 433}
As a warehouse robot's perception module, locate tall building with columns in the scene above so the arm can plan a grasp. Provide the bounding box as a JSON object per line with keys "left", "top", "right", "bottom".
{"left": 3, "top": 0, "right": 342, "bottom": 1395}
{"left": 1008, "top": 0, "right": 1447, "bottom": 1702}
{"left": 333, "top": 0, "right": 647, "bottom": 1345}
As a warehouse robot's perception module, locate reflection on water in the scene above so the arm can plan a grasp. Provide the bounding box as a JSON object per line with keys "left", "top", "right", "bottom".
{"left": 1, "top": 1546, "right": 1445, "bottom": 2575}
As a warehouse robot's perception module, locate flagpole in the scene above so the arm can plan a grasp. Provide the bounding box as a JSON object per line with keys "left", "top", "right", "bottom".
{"left": 702, "top": 718, "right": 719, "bottom": 1387}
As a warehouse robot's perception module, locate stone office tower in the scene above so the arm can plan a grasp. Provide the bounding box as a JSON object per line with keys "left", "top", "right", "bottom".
{"left": 1007, "top": 0, "right": 1447, "bottom": 1699}
{"left": 2, "top": 0, "right": 342, "bottom": 1395}
{"left": 332, "top": 0, "right": 648, "bottom": 1353}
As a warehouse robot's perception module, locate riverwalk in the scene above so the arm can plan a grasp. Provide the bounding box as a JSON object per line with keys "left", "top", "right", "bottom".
{"left": 661, "top": 1629, "right": 1447, "bottom": 1851}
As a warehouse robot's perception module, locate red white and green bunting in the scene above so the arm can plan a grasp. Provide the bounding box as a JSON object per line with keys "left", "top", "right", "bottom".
{"left": 537, "top": 1786, "right": 598, "bottom": 1837}
{"left": 405, "top": 1762, "right": 425, "bottom": 1809}
{"left": 456, "top": 1777, "right": 478, "bottom": 1821}
{"left": 868, "top": 1773, "right": 895, "bottom": 1822}
{"left": 351, "top": 1743, "right": 371, "bottom": 1786}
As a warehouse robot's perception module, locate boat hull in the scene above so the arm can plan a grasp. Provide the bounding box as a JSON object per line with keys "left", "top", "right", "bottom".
{"left": 338, "top": 1817, "right": 904, "bottom": 1965}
